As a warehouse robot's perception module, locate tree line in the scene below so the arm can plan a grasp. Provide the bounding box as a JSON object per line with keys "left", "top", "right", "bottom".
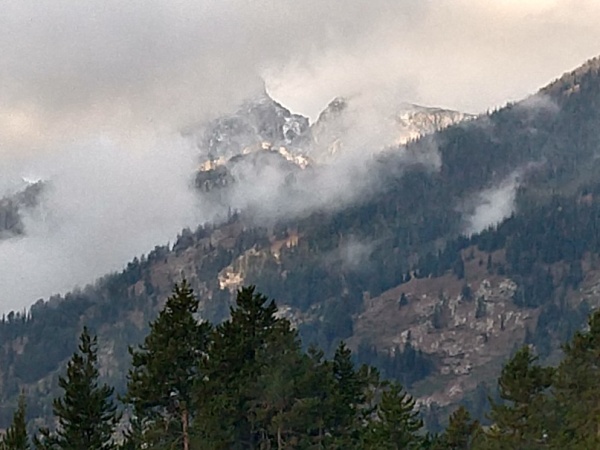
{"left": 3, "top": 281, "right": 600, "bottom": 449}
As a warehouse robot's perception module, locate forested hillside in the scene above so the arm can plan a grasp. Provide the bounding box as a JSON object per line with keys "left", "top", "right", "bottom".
{"left": 3, "top": 56, "right": 600, "bottom": 431}
{"left": 4, "top": 283, "right": 600, "bottom": 449}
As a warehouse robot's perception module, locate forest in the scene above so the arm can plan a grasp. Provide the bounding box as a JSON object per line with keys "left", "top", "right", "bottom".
{"left": 3, "top": 58, "right": 600, "bottom": 446}
{"left": 2, "top": 281, "right": 600, "bottom": 449}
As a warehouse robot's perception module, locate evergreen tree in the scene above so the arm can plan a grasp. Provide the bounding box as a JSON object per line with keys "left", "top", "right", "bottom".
{"left": 194, "top": 286, "right": 305, "bottom": 449}
{"left": 363, "top": 382, "right": 423, "bottom": 450}
{"left": 2, "top": 393, "right": 29, "bottom": 450}
{"left": 124, "top": 280, "right": 211, "bottom": 450}
{"left": 486, "top": 346, "right": 554, "bottom": 448}
{"left": 326, "top": 341, "right": 379, "bottom": 449}
{"left": 553, "top": 310, "right": 600, "bottom": 448}
{"left": 438, "top": 406, "right": 479, "bottom": 449}
{"left": 35, "top": 327, "right": 119, "bottom": 450}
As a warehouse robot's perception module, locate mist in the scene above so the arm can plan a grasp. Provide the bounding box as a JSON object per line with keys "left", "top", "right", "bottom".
{"left": 463, "top": 172, "right": 521, "bottom": 236}
{"left": 2, "top": 0, "right": 600, "bottom": 313}
{"left": 0, "top": 135, "right": 210, "bottom": 313}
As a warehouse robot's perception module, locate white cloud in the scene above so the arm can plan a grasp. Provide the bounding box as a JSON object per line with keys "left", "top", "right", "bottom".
{"left": 463, "top": 172, "right": 521, "bottom": 236}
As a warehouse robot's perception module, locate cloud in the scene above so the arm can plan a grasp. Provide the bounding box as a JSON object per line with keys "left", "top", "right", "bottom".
{"left": 0, "top": 135, "right": 207, "bottom": 313}
{"left": 463, "top": 172, "right": 521, "bottom": 236}
{"left": 269, "top": 1, "right": 600, "bottom": 119}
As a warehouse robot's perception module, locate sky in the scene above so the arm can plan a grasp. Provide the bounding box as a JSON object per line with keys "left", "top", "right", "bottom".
{"left": 1, "top": 0, "right": 600, "bottom": 313}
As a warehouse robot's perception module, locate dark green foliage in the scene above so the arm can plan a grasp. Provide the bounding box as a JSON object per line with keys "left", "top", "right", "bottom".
{"left": 399, "top": 293, "right": 409, "bottom": 307}
{"left": 10, "top": 283, "right": 600, "bottom": 449}
{"left": 194, "top": 286, "right": 333, "bottom": 448}
{"left": 363, "top": 382, "right": 424, "bottom": 449}
{"left": 123, "top": 280, "right": 211, "bottom": 449}
{"left": 435, "top": 406, "right": 480, "bottom": 450}
{"left": 34, "top": 327, "right": 119, "bottom": 450}
{"left": 356, "top": 341, "right": 434, "bottom": 387}
{"left": 486, "top": 346, "right": 554, "bottom": 447}
{"left": 552, "top": 310, "right": 600, "bottom": 448}
{"left": 2, "top": 393, "right": 29, "bottom": 450}
{"left": 475, "top": 298, "right": 486, "bottom": 319}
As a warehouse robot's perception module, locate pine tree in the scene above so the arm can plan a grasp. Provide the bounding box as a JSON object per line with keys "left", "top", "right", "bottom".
{"left": 438, "top": 406, "right": 479, "bottom": 449}
{"left": 486, "top": 346, "right": 554, "bottom": 448}
{"left": 329, "top": 341, "right": 367, "bottom": 444}
{"left": 194, "top": 286, "right": 300, "bottom": 449}
{"left": 553, "top": 310, "right": 600, "bottom": 448}
{"left": 2, "top": 393, "right": 30, "bottom": 450}
{"left": 35, "top": 327, "right": 119, "bottom": 450}
{"left": 363, "top": 382, "right": 423, "bottom": 450}
{"left": 124, "top": 280, "right": 211, "bottom": 450}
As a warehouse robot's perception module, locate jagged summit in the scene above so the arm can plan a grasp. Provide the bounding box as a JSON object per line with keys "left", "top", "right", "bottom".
{"left": 309, "top": 95, "right": 474, "bottom": 162}
{"left": 191, "top": 92, "right": 473, "bottom": 193}
{"left": 192, "top": 92, "right": 310, "bottom": 165}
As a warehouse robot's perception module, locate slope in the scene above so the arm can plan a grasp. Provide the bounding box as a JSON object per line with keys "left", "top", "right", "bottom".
{"left": 3, "top": 56, "right": 600, "bottom": 427}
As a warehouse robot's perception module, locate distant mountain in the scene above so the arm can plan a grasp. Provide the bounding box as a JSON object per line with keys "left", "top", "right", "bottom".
{"left": 0, "top": 181, "right": 44, "bottom": 240}
{"left": 309, "top": 96, "right": 474, "bottom": 162}
{"left": 4, "top": 56, "right": 600, "bottom": 429}
{"left": 191, "top": 91, "right": 472, "bottom": 193}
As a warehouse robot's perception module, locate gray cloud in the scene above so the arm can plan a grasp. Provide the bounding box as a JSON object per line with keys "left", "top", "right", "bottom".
{"left": 0, "top": 136, "right": 209, "bottom": 313}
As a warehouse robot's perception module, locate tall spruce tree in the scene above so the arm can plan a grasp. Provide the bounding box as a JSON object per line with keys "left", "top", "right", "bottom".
{"left": 124, "top": 280, "right": 211, "bottom": 450}
{"left": 436, "top": 406, "right": 480, "bottom": 450}
{"left": 327, "top": 342, "right": 371, "bottom": 448}
{"left": 553, "top": 309, "right": 600, "bottom": 449}
{"left": 35, "top": 327, "right": 119, "bottom": 450}
{"left": 194, "top": 286, "right": 315, "bottom": 449}
{"left": 486, "top": 346, "right": 554, "bottom": 449}
{"left": 2, "top": 393, "right": 29, "bottom": 450}
{"left": 363, "top": 382, "right": 423, "bottom": 450}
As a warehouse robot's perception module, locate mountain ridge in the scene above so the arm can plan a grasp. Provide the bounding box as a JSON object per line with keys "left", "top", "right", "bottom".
{"left": 3, "top": 55, "right": 600, "bottom": 428}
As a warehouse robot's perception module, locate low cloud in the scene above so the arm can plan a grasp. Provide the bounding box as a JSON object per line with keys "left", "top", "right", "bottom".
{"left": 0, "top": 135, "right": 208, "bottom": 313}
{"left": 463, "top": 171, "right": 521, "bottom": 236}
{"left": 322, "top": 237, "right": 376, "bottom": 272}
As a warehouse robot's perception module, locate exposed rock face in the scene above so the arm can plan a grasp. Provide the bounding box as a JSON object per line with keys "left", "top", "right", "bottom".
{"left": 309, "top": 97, "right": 475, "bottom": 162}
{"left": 352, "top": 248, "right": 536, "bottom": 407}
{"left": 191, "top": 92, "right": 310, "bottom": 167}
{"left": 393, "top": 104, "right": 474, "bottom": 144}
{"left": 190, "top": 93, "right": 473, "bottom": 192}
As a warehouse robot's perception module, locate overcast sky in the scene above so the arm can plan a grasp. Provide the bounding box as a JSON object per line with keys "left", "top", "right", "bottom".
{"left": 1, "top": 0, "right": 600, "bottom": 313}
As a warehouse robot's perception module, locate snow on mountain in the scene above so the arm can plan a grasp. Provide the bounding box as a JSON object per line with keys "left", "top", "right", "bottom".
{"left": 309, "top": 96, "right": 475, "bottom": 162}
{"left": 189, "top": 91, "right": 473, "bottom": 195}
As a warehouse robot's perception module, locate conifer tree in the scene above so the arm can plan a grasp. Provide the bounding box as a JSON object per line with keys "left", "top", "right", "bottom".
{"left": 2, "top": 393, "right": 29, "bottom": 450}
{"left": 363, "top": 382, "right": 423, "bottom": 450}
{"left": 553, "top": 309, "right": 600, "bottom": 448}
{"left": 437, "top": 406, "right": 480, "bottom": 449}
{"left": 195, "top": 286, "right": 297, "bottom": 449}
{"left": 124, "top": 280, "right": 210, "bottom": 450}
{"left": 327, "top": 341, "right": 370, "bottom": 448}
{"left": 486, "top": 346, "right": 554, "bottom": 448}
{"left": 35, "top": 327, "right": 119, "bottom": 450}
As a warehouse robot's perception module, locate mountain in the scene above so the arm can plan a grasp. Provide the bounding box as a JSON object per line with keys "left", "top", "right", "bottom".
{"left": 191, "top": 92, "right": 472, "bottom": 194}
{"left": 3, "top": 56, "right": 600, "bottom": 429}
{"left": 0, "top": 181, "right": 44, "bottom": 240}
{"left": 309, "top": 96, "right": 474, "bottom": 162}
